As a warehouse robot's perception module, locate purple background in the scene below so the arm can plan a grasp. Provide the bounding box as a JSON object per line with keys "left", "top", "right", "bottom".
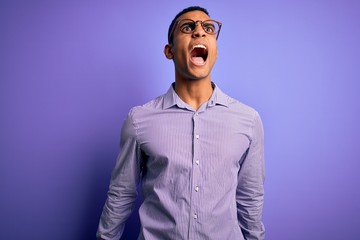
{"left": 1, "top": 1, "right": 359, "bottom": 239}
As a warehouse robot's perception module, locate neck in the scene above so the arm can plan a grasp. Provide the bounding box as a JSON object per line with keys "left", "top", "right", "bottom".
{"left": 174, "top": 78, "right": 213, "bottom": 111}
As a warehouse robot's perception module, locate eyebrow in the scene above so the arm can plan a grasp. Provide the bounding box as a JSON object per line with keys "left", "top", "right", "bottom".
{"left": 178, "top": 18, "right": 210, "bottom": 21}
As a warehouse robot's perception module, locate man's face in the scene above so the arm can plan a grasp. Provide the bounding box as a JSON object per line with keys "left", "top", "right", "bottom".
{"left": 166, "top": 10, "right": 218, "bottom": 81}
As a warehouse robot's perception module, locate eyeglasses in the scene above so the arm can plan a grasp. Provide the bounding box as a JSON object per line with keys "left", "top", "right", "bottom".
{"left": 168, "top": 19, "right": 222, "bottom": 43}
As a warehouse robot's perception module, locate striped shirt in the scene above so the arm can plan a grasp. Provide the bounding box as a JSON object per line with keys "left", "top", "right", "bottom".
{"left": 97, "top": 83, "right": 265, "bottom": 240}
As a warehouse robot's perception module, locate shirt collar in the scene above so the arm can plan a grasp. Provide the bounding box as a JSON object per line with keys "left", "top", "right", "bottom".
{"left": 163, "top": 82, "right": 229, "bottom": 110}
{"left": 207, "top": 82, "right": 229, "bottom": 108}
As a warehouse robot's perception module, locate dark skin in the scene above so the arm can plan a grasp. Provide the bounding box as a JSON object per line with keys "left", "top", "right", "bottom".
{"left": 164, "top": 10, "right": 218, "bottom": 110}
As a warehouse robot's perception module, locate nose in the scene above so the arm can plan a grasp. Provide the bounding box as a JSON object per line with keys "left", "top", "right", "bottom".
{"left": 192, "top": 21, "right": 206, "bottom": 38}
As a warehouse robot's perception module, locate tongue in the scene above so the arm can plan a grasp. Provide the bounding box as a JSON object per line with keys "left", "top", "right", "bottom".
{"left": 191, "top": 56, "right": 204, "bottom": 65}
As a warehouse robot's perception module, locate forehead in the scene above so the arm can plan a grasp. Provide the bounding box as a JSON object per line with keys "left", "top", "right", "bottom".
{"left": 177, "top": 10, "right": 210, "bottom": 21}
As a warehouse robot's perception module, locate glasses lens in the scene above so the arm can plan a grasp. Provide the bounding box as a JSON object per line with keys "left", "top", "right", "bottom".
{"left": 202, "top": 20, "right": 219, "bottom": 35}
{"left": 179, "top": 20, "right": 196, "bottom": 34}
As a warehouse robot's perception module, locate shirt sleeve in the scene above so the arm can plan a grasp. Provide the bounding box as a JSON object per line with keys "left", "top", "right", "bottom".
{"left": 96, "top": 108, "right": 142, "bottom": 240}
{"left": 236, "top": 111, "right": 265, "bottom": 240}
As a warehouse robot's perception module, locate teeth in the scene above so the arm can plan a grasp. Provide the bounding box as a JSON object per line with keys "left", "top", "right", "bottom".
{"left": 193, "top": 44, "right": 206, "bottom": 49}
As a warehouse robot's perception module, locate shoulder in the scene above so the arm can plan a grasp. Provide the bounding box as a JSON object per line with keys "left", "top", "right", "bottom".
{"left": 120, "top": 94, "right": 165, "bottom": 138}
{"left": 226, "top": 96, "right": 263, "bottom": 143}
{"left": 215, "top": 85, "right": 258, "bottom": 119}
{"left": 225, "top": 94, "right": 260, "bottom": 120}
{"left": 219, "top": 91, "right": 263, "bottom": 137}
{"left": 127, "top": 93, "right": 165, "bottom": 119}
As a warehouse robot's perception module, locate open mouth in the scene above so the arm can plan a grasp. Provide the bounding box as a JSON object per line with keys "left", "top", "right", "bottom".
{"left": 190, "top": 44, "right": 208, "bottom": 65}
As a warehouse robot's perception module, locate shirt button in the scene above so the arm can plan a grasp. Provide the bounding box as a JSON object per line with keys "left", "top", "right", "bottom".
{"left": 195, "top": 186, "right": 199, "bottom": 192}
{"left": 195, "top": 134, "right": 200, "bottom": 139}
{"left": 195, "top": 159, "right": 199, "bottom": 165}
{"left": 193, "top": 213, "right": 198, "bottom": 219}
{"left": 196, "top": 112, "right": 199, "bottom": 116}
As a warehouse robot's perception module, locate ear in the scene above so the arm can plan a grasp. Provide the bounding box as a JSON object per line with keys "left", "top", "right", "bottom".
{"left": 164, "top": 44, "right": 174, "bottom": 60}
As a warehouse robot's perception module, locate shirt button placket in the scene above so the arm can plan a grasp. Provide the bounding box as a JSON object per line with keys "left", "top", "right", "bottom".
{"left": 192, "top": 111, "right": 201, "bottom": 227}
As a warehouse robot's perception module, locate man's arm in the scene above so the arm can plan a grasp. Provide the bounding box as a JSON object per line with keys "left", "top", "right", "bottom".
{"left": 236, "top": 111, "right": 265, "bottom": 240}
{"left": 97, "top": 109, "right": 142, "bottom": 240}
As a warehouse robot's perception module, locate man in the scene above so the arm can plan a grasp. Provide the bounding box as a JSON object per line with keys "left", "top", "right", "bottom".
{"left": 97, "top": 6, "right": 265, "bottom": 240}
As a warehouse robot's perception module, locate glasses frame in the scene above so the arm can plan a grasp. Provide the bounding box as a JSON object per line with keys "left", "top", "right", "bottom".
{"left": 168, "top": 19, "right": 222, "bottom": 43}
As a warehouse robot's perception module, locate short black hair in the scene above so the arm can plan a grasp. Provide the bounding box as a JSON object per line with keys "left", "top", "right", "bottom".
{"left": 168, "top": 6, "right": 210, "bottom": 44}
